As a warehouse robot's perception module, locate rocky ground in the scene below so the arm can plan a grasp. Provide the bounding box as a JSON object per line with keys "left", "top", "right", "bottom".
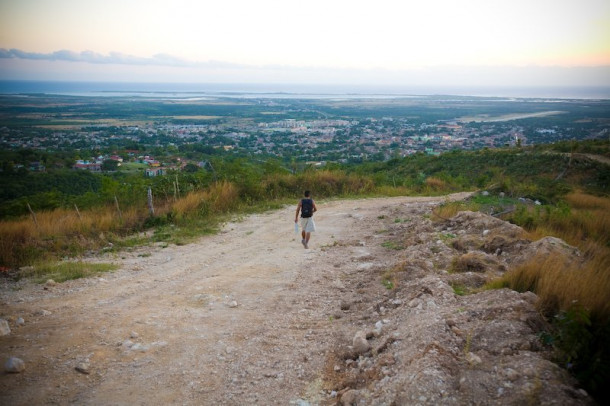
{"left": 0, "top": 194, "right": 592, "bottom": 405}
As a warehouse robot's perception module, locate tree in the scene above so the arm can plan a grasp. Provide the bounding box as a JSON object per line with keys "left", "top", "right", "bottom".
{"left": 183, "top": 163, "right": 200, "bottom": 173}
{"left": 102, "top": 159, "right": 119, "bottom": 172}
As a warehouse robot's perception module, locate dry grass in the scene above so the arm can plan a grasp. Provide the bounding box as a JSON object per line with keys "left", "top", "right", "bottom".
{"left": 500, "top": 253, "right": 610, "bottom": 321}
{"left": 524, "top": 192, "right": 610, "bottom": 263}
{"left": 565, "top": 191, "right": 610, "bottom": 211}
{"left": 0, "top": 181, "right": 244, "bottom": 267}
{"left": 431, "top": 200, "right": 479, "bottom": 221}
{"left": 424, "top": 177, "right": 448, "bottom": 192}
{"left": 0, "top": 204, "right": 148, "bottom": 267}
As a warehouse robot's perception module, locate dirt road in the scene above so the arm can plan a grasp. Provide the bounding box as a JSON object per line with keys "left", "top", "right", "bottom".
{"left": 1, "top": 194, "right": 472, "bottom": 405}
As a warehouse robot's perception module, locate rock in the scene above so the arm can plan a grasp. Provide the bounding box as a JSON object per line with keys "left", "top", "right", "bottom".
{"left": 340, "top": 301, "right": 351, "bottom": 311}
{"left": 130, "top": 343, "right": 148, "bottom": 352}
{"left": 75, "top": 362, "right": 90, "bottom": 374}
{"left": 228, "top": 300, "right": 238, "bottom": 308}
{"left": 408, "top": 298, "right": 420, "bottom": 308}
{"left": 513, "top": 236, "right": 582, "bottom": 267}
{"left": 45, "top": 279, "right": 57, "bottom": 287}
{"left": 0, "top": 319, "right": 10, "bottom": 336}
{"left": 482, "top": 229, "right": 490, "bottom": 236}
{"left": 341, "top": 389, "right": 360, "bottom": 405}
{"left": 16, "top": 317, "right": 25, "bottom": 326}
{"left": 520, "top": 291, "right": 538, "bottom": 305}
{"left": 352, "top": 331, "right": 370, "bottom": 355}
{"left": 465, "top": 352, "right": 482, "bottom": 365}
{"left": 5, "top": 357, "right": 25, "bottom": 373}
{"left": 35, "top": 309, "right": 52, "bottom": 316}
{"left": 452, "top": 252, "right": 503, "bottom": 273}
{"left": 130, "top": 331, "right": 139, "bottom": 339}
{"left": 504, "top": 368, "right": 519, "bottom": 381}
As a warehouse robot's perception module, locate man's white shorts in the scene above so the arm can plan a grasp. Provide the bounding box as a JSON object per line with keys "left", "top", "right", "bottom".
{"left": 301, "top": 217, "right": 316, "bottom": 232}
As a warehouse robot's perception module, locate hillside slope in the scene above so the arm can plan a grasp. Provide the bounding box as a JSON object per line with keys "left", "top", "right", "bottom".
{"left": 0, "top": 194, "right": 591, "bottom": 405}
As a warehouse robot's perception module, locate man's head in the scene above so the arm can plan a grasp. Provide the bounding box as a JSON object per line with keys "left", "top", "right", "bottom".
{"left": 304, "top": 190, "right": 311, "bottom": 197}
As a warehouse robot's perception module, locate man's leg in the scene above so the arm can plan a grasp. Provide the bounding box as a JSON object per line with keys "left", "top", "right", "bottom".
{"left": 305, "top": 232, "right": 311, "bottom": 248}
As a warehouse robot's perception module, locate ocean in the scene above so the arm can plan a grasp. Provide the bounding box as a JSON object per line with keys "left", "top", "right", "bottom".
{"left": 0, "top": 80, "right": 609, "bottom": 100}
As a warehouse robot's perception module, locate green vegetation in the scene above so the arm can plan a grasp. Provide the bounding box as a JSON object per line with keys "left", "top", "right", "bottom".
{"left": 480, "top": 189, "right": 610, "bottom": 403}
{"left": 450, "top": 283, "right": 467, "bottom": 296}
{"left": 0, "top": 92, "right": 608, "bottom": 403}
{"left": 381, "top": 241, "right": 403, "bottom": 250}
{"left": 19, "top": 261, "right": 117, "bottom": 283}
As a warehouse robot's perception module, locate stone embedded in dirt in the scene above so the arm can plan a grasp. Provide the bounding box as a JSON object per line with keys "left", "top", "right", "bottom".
{"left": 5, "top": 357, "right": 25, "bottom": 373}
{"left": 228, "top": 300, "right": 238, "bottom": 308}
{"left": 130, "top": 331, "right": 139, "bottom": 339}
{"left": 340, "top": 389, "right": 360, "bottom": 405}
{"left": 352, "top": 331, "right": 370, "bottom": 355}
{"left": 465, "top": 352, "right": 482, "bottom": 365}
{"left": 34, "top": 309, "right": 52, "bottom": 316}
{"left": 130, "top": 343, "right": 148, "bottom": 352}
{"left": 16, "top": 317, "right": 25, "bottom": 326}
{"left": 75, "top": 362, "right": 90, "bottom": 374}
{"left": 375, "top": 320, "right": 383, "bottom": 333}
{"left": 0, "top": 319, "right": 10, "bottom": 336}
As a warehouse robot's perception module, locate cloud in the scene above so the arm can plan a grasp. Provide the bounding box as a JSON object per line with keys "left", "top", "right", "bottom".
{"left": 1, "top": 48, "right": 609, "bottom": 91}
{"left": 0, "top": 48, "right": 242, "bottom": 69}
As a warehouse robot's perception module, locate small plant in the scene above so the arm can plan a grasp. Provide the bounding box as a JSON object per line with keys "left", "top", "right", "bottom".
{"left": 382, "top": 279, "right": 395, "bottom": 290}
{"left": 377, "top": 215, "right": 386, "bottom": 219}
{"left": 463, "top": 329, "right": 473, "bottom": 354}
{"left": 439, "top": 232, "right": 456, "bottom": 244}
{"left": 451, "top": 283, "right": 467, "bottom": 296}
{"left": 381, "top": 241, "right": 403, "bottom": 250}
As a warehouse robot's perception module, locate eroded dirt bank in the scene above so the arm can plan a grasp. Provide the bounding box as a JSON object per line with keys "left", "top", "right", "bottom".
{"left": 0, "top": 194, "right": 591, "bottom": 405}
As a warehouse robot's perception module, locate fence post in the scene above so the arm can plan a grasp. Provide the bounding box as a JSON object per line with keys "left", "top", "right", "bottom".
{"left": 114, "top": 195, "right": 123, "bottom": 220}
{"left": 74, "top": 204, "right": 82, "bottom": 221}
{"left": 147, "top": 187, "right": 154, "bottom": 216}
{"left": 26, "top": 202, "right": 39, "bottom": 228}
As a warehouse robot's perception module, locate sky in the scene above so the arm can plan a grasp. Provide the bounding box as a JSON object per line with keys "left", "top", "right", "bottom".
{"left": 0, "top": 0, "right": 609, "bottom": 88}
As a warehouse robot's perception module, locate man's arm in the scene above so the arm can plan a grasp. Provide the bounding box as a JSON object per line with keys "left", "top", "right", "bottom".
{"left": 313, "top": 200, "right": 318, "bottom": 213}
{"left": 295, "top": 201, "right": 302, "bottom": 222}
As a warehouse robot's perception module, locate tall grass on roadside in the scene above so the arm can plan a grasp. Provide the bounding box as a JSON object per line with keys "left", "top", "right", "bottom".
{"left": 494, "top": 252, "right": 610, "bottom": 403}
{"left": 170, "top": 181, "right": 239, "bottom": 220}
{"left": 512, "top": 191, "right": 610, "bottom": 249}
{"left": 499, "top": 254, "right": 610, "bottom": 320}
{"left": 0, "top": 205, "right": 149, "bottom": 267}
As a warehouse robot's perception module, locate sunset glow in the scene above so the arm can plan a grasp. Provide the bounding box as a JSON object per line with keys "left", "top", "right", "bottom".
{"left": 0, "top": 0, "right": 608, "bottom": 86}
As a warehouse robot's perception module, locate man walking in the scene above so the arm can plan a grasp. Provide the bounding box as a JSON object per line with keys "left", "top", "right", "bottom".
{"left": 295, "top": 190, "right": 317, "bottom": 249}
